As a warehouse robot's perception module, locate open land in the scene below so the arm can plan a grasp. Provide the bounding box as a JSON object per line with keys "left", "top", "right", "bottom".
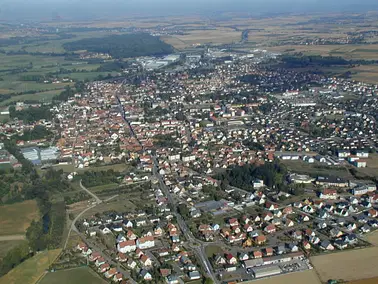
{"left": 0, "top": 249, "right": 61, "bottom": 284}
{"left": 0, "top": 240, "right": 27, "bottom": 260}
{"left": 39, "top": 267, "right": 107, "bottom": 284}
{"left": 311, "top": 247, "right": 378, "bottom": 282}
{"left": 0, "top": 200, "right": 40, "bottom": 236}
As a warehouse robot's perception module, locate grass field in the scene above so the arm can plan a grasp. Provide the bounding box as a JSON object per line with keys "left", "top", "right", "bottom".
{"left": 0, "top": 200, "right": 40, "bottom": 236}
{"left": 282, "top": 160, "right": 352, "bottom": 179}
{"left": 311, "top": 247, "right": 378, "bottom": 282}
{"left": 89, "top": 183, "right": 119, "bottom": 192}
{"left": 0, "top": 240, "right": 27, "bottom": 260}
{"left": 52, "top": 163, "right": 130, "bottom": 173}
{"left": 205, "top": 245, "right": 223, "bottom": 258}
{"left": 248, "top": 269, "right": 321, "bottom": 284}
{"left": 39, "top": 267, "right": 107, "bottom": 284}
{"left": 0, "top": 249, "right": 61, "bottom": 284}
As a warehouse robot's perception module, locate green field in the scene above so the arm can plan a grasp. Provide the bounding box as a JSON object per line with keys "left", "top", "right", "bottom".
{"left": 89, "top": 183, "right": 119, "bottom": 192}
{"left": 39, "top": 267, "right": 107, "bottom": 284}
{"left": 0, "top": 200, "right": 40, "bottom": 236}
{"left": 0, "top": 240, "right": 27, "bottom": 260}
{"left": 205, "top": 245, "right": 223, "bottom": 258}
{"left": 0, "top": 249, "right": 61, "bottom": 284}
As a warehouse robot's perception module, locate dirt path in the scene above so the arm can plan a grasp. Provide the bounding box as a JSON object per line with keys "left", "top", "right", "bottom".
{"left": 0, "top": 235, "right": 26, "bottom": 241}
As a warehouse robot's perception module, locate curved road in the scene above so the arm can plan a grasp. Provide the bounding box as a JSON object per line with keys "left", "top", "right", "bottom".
{"left": 79, "top": 179, "right": 102, "bottom": 204}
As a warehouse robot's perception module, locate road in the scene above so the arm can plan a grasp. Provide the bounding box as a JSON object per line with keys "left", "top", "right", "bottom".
{"left": 115, "top": 87, "right": 219, "bottom": 283}
{"left": 0, "top": 234, "right": 26, "bottom": 241}
{"left": 79, "top": 179, "right": 102, "bottom": 204}
{"left": 152, "top": 156, "right": 219, "bottom": 283}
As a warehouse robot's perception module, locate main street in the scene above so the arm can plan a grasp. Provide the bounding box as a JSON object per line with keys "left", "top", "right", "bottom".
{"left": 115, "top": 85, "right": 219, "bottom": 283}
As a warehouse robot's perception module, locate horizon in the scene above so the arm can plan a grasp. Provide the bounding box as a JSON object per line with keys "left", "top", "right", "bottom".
{"left": 1, "top": 0, "right": 378, "bottom": 23}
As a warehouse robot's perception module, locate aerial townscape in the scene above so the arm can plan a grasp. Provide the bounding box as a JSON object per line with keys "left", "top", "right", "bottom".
{"left": 2, "top": 1, "right": 378, "bottom": 284}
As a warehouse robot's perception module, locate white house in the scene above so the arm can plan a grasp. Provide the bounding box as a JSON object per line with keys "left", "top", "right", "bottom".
{"left": 117, "top": 240, "right": 136, "bottom": 253}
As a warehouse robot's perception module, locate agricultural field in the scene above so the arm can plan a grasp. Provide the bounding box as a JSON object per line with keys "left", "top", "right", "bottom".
{"left": 0, "top": 249, "right": 61, "bottom": 284}
{"left": 310, "top": 247, "right": 378, "bottom": 282}
{"left": 248, "top": 269, "right": 321, "bottom": 284}
{"left": 349, "top": 277, "right": 378, "bottom": 284}
{"left": 162, "top": 27, "right": 241, "bottom": 48}
{"left": 0, "top": 200, "right": 40, "bottom": 236}
{"left": 39, "top": 267, "right": 107, "bottom": 284}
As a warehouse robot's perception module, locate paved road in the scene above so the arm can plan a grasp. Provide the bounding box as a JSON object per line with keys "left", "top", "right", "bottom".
{"left": 116, "top": 87, "right": 218, "bottom": 283}
{"left": 152, "top": 156, "right": 219, "bottom": 284}
{"left": 80, "top": 179, "right": 102, "bottom": 204}
{"left": 0, "top": 234, "right": 26, "bottom": 241}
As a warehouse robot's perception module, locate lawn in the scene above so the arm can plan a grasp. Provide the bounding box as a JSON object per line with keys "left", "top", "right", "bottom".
{"left": 0, "top": 249, "right": 61, "bottom": 284}
{"left": 205, "top": 245, "right": 223, "bottom": 258}
{"left": 39, "top": 267, "right": 107, "bottom": 284}
{"left": 0, "top": 200, "right": 40, "bottom": 236}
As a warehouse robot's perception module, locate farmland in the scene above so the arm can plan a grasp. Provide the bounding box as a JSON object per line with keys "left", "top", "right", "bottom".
{"left": 249, "top": 269, "right": 321, "bottom": 284}
{"left": 0, "top": 240, "right": 27, "bottom": 260}
{"left": 0, "top": 200, "right": 40, "bottom": 236}
{"left": 39, "top": 267, "right": 107, "bottom": 284}
{"left": 0, "top": 249, "right": 61, "bottom": 284}
{"left": 311, "top": 247, "right": 378, "bottom": 282}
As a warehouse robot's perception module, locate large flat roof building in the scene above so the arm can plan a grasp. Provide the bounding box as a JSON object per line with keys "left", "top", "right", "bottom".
{"left": 252, "top": 265, "right": 282, "bottom": 278}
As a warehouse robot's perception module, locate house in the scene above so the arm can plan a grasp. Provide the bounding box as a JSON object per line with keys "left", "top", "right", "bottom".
{"left": 226, "top": 253, "right": 237, "bottom": 265}
{"left": 368, "top": 209, "right": 378, "bottom": 218}
{"left": 346, "top": 223, "right": 357, "bottom": 231}
{"left": 116, "top": 234, "right": 127, "bottom": 243}
{"left": 137, "top": 236, "right": 155, "bottom": 249}
{"left": 117, "top": 253, "right": 128, "bottom": 263}
{"left": 135, "top": 248, "right": 144, "bottom": 258}
{"left": 95, "top": 257, "right": 106, "bottom": 267}
{"left": 287, "top": 243, "right": 299, "bottom": 252}
{"left": 292, "top": 230, "right": 302, "bottom": 240}
{"left": 282, "top": 206, "right": 294, "bottom": 215}
{"left": 264, "top": 224, "right": 276, "bottom": 234}
{"left": 320, "top": 240, "right": 334, "bottom": 251}
{"left": 104, "top": 268, "right": 117, "bottom": 278}
{"left": 343, "top": 234, "right": 358, "bottom": 244}
{"left": 188, "top": 271, "right": 201, "bottom": 280}
{"left": 89, "top": 252, "right": 101, "bottom": 262}
{"left": 262, "top": 212, "right": 274, "bottom": 222}
{"left": 239, "top": 253, "right": 249, "bottom": 261}
{"left": 275, "top": 245, "right": 286, "bottom": 255}
{"left": 98, "top": 263, "right": 110, "bottom": 273}
{"left": 334, "top": 240, "right": 348, "bottom": 250}
{"left": 140, "top": 269, "right": 152, "bottom": 281}
{"left": 166, "top": 275, "right": 179, "bottom": 284}
{"left": 228, "top": 218, "right": 239, "bottom": 227}
{"left": 253, "top": 250, "right": 263, "bottom": 258}
{"left": 255, "top": 235, "right": 267, "bottom": 245}
{"left": 127, "top": 259, "right": 137, "bottom": 269}
{"left": 214, "top": 255, "right": 226, "bottom": 265}
{"left": 160, "top": 269, "right": 172, "bottom": 278}
{"left": 302, "top": 241, "right": 311, "bottom": 250}
{"left": 264, "top": 247, "right": 273, "bottom": 256}
{"left": 117, "top": 240, "right": 136, "bottom": 253}
{"left": 123, "top": 220, "right": 134, "bottom": 228}
{"left": 113, "top": 273, "right": 123, "bottom": 282}
{"left": 360, "top": 224, "right": 371, "bottom": 233}
{"left": 284, "top": 218, "right": 294, "bottom": 227}
{"left": 100, "top": 225, "right": 112, "bottom": 235}
{"left": 126, "top": 230, "right": 137, "bottom": 240}
{"left": 243, "top": 224, "right": 254, "bottom": 232}
{"left": 330, "top": 228, "right": 343, "bottom": 238}
{"left": 319, "top": 189, "right": 338, "bottom": 200}
{"left": 140, "top": 254, "right": 152, "bottom": 266}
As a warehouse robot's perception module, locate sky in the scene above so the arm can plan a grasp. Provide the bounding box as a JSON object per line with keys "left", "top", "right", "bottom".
{"left": 1, "top": 0, "right": 378, "bottom": 22}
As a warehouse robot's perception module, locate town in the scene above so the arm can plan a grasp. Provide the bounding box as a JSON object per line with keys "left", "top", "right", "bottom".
{"left": 2, "top": 45, "right": 378, "bottom": 284}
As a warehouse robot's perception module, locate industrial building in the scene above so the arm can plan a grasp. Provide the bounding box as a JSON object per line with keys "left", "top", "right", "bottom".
{"left": 252, "top": 265, "right": 282, "bottom": 278}
{"left": 21, "top": 146, "right": 60, "bottom": 165}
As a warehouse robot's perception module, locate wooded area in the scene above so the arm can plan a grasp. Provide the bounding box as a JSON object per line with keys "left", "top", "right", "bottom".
{"left": 63, "top": 34, "right": 174, "bottom": 58}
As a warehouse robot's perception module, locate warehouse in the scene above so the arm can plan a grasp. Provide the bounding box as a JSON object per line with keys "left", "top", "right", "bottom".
{"left": 252, "top": 265, "right": 282, "bottom": 278}
{"left": 243, "top": 258, "right": 263, "bottom": 269}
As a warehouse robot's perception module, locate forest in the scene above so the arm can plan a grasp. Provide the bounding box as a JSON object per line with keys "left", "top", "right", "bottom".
{"left": 216, "top": 162, "right": 288, "bottom": 191}
{"left": 63, "top": 34, "right": 174, "bottom": 58}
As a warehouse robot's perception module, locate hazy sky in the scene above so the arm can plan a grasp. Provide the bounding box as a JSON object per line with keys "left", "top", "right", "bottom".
{"left": 1, "top": 0, "right": 378, "bottom": 22}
